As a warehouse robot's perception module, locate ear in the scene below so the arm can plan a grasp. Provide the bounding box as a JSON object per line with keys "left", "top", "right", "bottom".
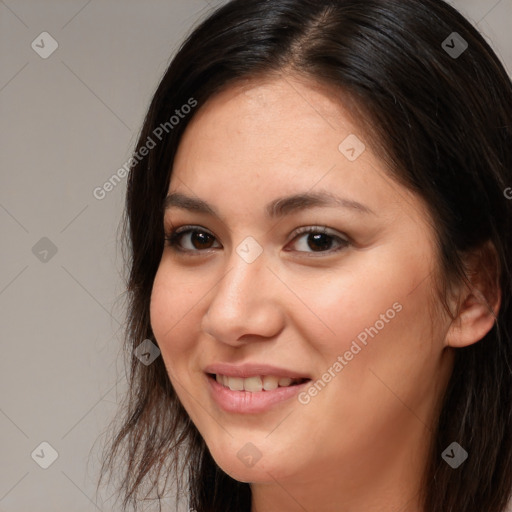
{"left": 445, "top": 241, "right": 501, "bottom": 348}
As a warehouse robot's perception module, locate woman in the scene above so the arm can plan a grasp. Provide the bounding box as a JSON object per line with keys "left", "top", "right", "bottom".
{"left": 98, "top": 0, "right": 512, "bottom": 510}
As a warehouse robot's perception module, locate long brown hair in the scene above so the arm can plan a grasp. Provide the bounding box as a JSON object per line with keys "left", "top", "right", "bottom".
{"left": 97, "top": 1, "right": 512, "bottom": 510}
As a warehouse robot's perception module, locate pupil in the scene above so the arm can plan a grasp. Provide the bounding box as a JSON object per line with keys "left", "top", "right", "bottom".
{"left": 192, "top": 232, "right": 213, "bottom": 249}
{"left": 308, "top": 233, "right": 332, "bottom": 251}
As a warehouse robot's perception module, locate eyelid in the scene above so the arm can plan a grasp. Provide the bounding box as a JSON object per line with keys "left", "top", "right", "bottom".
{"left": 290, "top": 225, "right": 349, "bottom": 242}
{"left": 172, "top": 224, "right": 214, "bottom": 236}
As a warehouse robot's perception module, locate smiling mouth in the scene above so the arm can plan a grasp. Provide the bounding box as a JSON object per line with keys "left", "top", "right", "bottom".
{"left": 208, "top": 373, "right": 311, "bottom": 392}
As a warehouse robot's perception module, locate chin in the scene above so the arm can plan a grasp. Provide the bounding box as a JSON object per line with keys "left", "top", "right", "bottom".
{"left": 206, "top": 442, "right": 295, "bottom": 484}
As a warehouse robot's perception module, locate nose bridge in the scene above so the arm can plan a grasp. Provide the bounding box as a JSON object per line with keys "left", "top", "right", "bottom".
{"left": 215, "top": 232, "right": 268, "bottom": 299}
{"left": 214, "top": 244, "right": 266, "bottom": 313}
{"left": 202, "top": 241, "right": 283, "bottom": 343}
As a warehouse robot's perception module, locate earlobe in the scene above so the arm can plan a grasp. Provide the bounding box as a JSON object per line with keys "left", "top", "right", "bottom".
{"left": 445, "top": 241, "right": 501, "bottom": 349}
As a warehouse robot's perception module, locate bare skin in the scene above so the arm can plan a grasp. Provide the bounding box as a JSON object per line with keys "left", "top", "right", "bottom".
{"left": 149, "top": 75, "right": 499, "bottom": 512}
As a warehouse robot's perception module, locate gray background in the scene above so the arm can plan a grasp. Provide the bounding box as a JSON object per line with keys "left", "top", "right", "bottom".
{"left": 0, "top": 1, "right": 511, "bottom": 511}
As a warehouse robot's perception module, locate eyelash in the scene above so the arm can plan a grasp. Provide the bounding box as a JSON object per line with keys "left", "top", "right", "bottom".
{"left": 164, "top": 225, "right": 351, "bottom": 256}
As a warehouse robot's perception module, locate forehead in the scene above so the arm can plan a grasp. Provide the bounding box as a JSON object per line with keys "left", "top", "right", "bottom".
{"left": 171, "top": 76, "right": 364, "bottom": 184}
{"left": 167, "top": 76, "right": 432, "bottom": 238}
{"left": 182, "top": 75, "right": 358, "bottom": 137}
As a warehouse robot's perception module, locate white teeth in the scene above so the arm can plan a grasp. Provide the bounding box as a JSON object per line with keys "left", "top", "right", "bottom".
{"left": 263, "top": 375, "right": 279, "bottom": 391}
{"left": 215, "top": 374, "right": 303, "bottom": 392}
{"left": 243, "top": 376, "right": 263, "bottom": 392}
{"left": 228, "top": 377, "right": 244, "bottom": 391}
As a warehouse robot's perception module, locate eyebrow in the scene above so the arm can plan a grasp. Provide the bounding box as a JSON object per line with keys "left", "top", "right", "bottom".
{"left": 164, "top": 190, "right": 375, "bottom": 219}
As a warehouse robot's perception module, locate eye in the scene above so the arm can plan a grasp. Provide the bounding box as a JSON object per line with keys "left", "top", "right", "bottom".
{"left": 164, "top": 225, "right": 350, "bottom": 256}
{"left": 286, "top": 226, "right": 350, "bottom": 255}
{"left": 165, "top": 226, "right": 221, "bottom": 253}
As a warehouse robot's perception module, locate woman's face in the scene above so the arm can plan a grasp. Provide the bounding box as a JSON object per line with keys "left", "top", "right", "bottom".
{"left": 150, "top": 76, "right": 455, "bottom": 502}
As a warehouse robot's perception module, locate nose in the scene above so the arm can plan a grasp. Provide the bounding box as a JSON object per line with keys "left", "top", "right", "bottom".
{"left": 201, "top": 247, "right": 285, "bottom": 346}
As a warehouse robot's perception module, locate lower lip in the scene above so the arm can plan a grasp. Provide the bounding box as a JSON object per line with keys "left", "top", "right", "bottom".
{"left": 207, "top": 374, "right": 311, "bottom": 414}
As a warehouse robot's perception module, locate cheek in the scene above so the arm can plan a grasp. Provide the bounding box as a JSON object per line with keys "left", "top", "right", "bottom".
{"left": 306, "top": 263, "right": 442, "bottom": 415}
{"left": 295, "top": 252, "right": 431, "bottom": 355}
{"left": 149, "top": 264, "right": 202, "bottom": 361}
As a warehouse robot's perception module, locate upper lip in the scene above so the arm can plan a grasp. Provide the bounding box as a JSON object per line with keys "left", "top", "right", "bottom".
{"left": 204, "top": 363, "right": 311, "bottom": 380}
